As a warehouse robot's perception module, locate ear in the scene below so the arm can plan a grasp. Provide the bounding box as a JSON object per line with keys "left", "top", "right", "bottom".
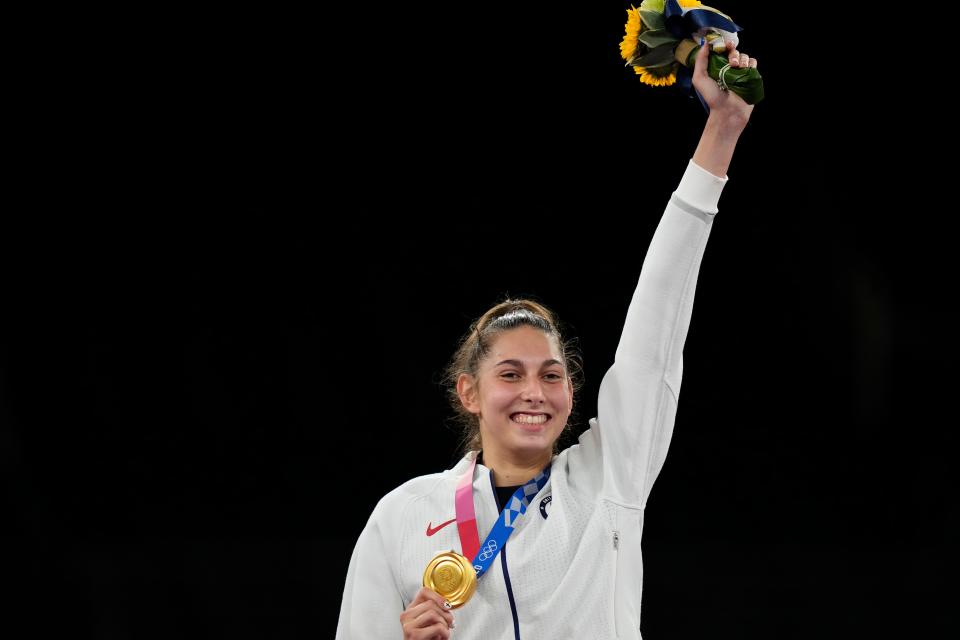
{"left": 456, "top": 373, "right": 480, "bottom": 414}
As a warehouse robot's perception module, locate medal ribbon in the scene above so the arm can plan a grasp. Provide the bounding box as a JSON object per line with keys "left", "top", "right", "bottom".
{"left": 454, "top": 456, "right": 551, "bottom": 578}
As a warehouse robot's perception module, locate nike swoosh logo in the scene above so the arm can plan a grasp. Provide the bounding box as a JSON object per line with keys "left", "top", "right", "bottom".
{"left": 426, "top": 518, "right": 457, "bottom": 537}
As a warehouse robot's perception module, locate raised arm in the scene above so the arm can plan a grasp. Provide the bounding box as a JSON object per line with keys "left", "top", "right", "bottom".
{"left": 566, "top": 40, "right": 758, "bottom": 507}
{"left": 691, "top": 39, "right": 757, "bottom": 177}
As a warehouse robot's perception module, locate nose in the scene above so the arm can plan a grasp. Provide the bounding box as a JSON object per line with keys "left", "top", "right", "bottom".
{"left": 521, "top": 379, "right": 546, "bottom": 403}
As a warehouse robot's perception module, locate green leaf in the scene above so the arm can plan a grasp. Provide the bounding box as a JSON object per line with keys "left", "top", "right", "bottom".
{"left": 629, "top": 43, "right": 677, "bottom": 69}
{"left": 637, "top": 28, "right": 679, "bottom": 50}
{"left": 639, "top": 0, "right": 665, "bottom": 13}
{"left": 639, "top": 9, "right": 664, "bottom": 31}
{"left": 707, "top": 54, "right": 766, "bottom": 104}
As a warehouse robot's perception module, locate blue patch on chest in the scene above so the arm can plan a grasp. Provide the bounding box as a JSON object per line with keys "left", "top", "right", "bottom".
{"left": 539, "top": 495, "right": 552, "bottom": 519}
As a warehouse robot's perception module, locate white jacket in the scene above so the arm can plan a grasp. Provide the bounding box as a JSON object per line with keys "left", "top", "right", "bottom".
{"left": 336, "top": 160, "right": 727, "bottom": 639}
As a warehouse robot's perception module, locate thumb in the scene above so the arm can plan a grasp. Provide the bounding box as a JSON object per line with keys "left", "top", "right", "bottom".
{"left": 694, "top": 38, "right": 711, "bottom": 77}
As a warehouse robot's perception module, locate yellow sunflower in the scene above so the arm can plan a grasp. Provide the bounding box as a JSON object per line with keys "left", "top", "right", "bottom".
{"left": 640, "top": 0, "right": 702, "bottom": 8}
{"left": 623, "top": 0, "right": 701, "bottom": 88}
{"left": 633, "top": 65, "right": 677, "bottom": 86}
{"left": 619, "top": 6, "right": 644, "bottom": 62}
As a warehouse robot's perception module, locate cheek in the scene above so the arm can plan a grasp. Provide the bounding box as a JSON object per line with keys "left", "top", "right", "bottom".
{"left": 551, "top": 387, "right": 573, "bottom": 411}
{"left": 480, "top": 385, "right": 515, "bottom": 410}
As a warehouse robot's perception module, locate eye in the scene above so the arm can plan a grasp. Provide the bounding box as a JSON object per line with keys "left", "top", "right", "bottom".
{"left": 500, "top": 371, "right": 521, "bottom": 380}
{"left": 543, "top": 372, "right": 564, "bottom": 381}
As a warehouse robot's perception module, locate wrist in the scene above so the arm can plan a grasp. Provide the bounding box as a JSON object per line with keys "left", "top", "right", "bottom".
{"left": 693, "top": 113, "right": 748, "bottom": 178}
{"left": 704, "top": 110, "right": 749, "bottom": 138}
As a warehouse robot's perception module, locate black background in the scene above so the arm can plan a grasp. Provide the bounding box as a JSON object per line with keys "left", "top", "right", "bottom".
{"left": 3, "top": 2, "right": 954, "bottom": 638}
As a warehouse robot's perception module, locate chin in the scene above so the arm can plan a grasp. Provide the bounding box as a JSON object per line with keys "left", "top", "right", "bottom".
{"left": 509, "top": 431, "right": 558, "bottom": 453}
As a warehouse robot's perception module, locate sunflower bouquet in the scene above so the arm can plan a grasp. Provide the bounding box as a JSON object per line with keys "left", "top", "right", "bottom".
{"left": 620, "top": 0, "right": 764, "bottom": 104}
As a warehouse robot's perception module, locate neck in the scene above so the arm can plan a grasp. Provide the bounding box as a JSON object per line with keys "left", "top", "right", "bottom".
{"left": 480, "top": 446, "right": 552, "bottom": 487}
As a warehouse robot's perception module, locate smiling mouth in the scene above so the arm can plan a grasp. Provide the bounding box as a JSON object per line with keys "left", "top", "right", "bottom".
{"left": 510, "top": 412, "right": 551, "bottom": 425}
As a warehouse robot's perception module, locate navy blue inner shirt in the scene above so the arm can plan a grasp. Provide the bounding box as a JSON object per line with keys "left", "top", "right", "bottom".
{"left": 478, "top": 452, "right": 522, "bottom": 509}
{"left": 495, "top": 484, "right": 522, "bottom": 510}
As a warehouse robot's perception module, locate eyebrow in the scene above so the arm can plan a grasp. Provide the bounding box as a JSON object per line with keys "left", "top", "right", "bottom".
{"left": 494, "top": 359, "right": 564, "bottom": 368}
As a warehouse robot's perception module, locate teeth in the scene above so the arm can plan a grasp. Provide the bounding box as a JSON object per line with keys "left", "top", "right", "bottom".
{"left": 512, "top": 413, "right": 547, "bottom": 425}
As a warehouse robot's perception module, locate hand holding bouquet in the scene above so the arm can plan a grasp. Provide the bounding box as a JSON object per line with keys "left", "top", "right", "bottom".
{"left": 620, "top": 0, "right": 764, "bottom": 104}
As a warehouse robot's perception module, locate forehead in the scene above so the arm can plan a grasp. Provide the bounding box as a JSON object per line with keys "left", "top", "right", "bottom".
{"left": 486, "top": 326, "right": 562, "bottom": 362}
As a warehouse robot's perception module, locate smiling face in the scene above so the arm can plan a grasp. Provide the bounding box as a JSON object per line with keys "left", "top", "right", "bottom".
{"left": 457, "top": 325, "right": 574, "bottom": 462}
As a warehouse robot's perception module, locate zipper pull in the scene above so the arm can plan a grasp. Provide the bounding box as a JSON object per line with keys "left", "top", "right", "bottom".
{"left": 612, "top": 530, "right": 620, "bottom": 550}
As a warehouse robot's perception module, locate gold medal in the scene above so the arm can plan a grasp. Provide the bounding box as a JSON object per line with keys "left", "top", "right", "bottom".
{"left": 422, "top": 551, "right": 477, "bottom": 609}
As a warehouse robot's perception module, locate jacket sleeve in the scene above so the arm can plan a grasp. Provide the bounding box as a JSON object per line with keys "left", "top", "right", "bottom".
{"left": 336, "top": 499, "right": 405, "bottom": 639}
{"left": 566, "top": 159, "right": 727, "bottom": 507}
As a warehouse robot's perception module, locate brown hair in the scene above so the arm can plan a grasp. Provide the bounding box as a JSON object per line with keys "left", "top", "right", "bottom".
{"left": 442, "top": 298, "right": 583, "bottom": 455}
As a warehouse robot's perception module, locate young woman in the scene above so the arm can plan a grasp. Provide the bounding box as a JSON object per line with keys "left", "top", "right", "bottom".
{"left": 337, "top": 41, "right": 758, "bottom": 640}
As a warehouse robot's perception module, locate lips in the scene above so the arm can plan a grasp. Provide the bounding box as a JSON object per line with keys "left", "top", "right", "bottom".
{"left": 510, "top": 412, "right": 551, "bottom": 427}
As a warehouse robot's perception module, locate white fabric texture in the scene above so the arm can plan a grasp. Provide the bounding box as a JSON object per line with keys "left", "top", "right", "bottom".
{"left": 336, "top": 159, "right": 725, "bottom": 639}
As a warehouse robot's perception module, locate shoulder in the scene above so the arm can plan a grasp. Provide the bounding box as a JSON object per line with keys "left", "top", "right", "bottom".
{"left": 370, "top": 468, "right": 455, "bottom": 522}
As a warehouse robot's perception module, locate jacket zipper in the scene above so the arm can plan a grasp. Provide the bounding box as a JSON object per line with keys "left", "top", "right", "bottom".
{"left": 490, "top": 473, "right": 522, "bottom": 640}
